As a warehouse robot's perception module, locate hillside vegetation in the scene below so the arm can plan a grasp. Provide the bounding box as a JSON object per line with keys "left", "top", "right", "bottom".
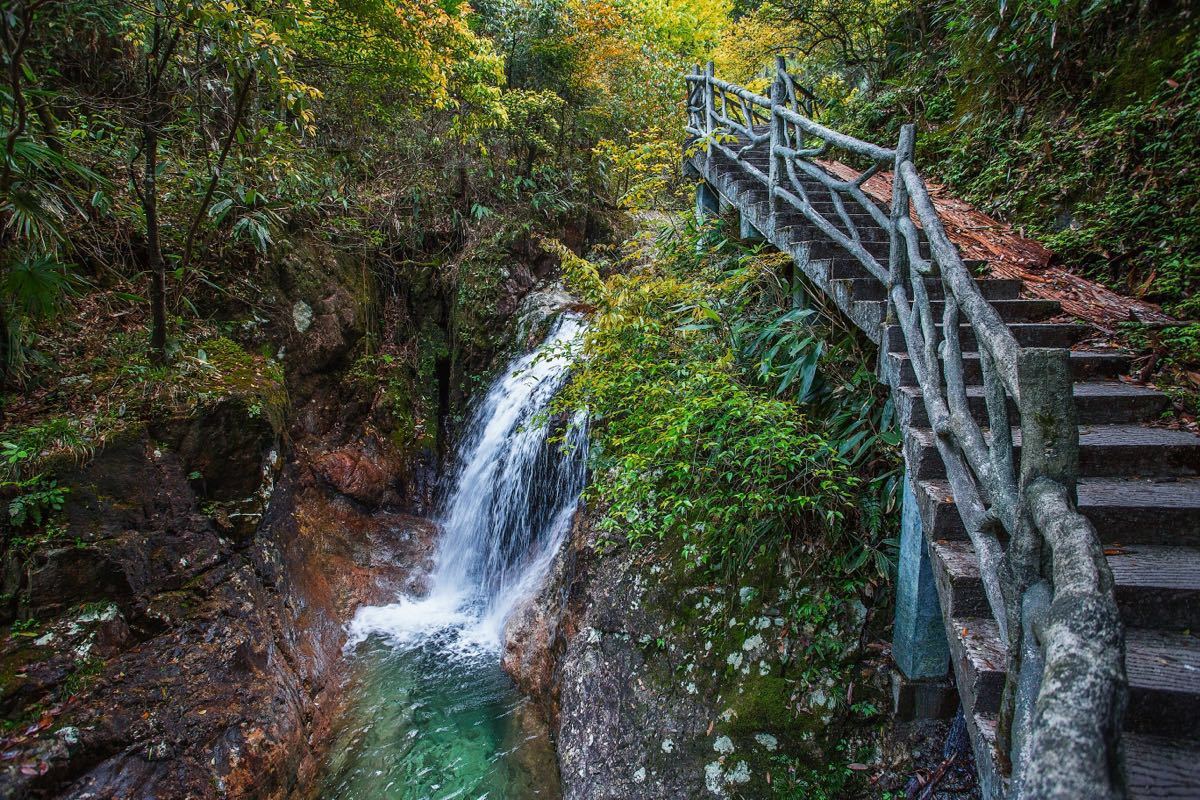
{"left": 0, "top": 0, "right": 1195, "bottom": 796}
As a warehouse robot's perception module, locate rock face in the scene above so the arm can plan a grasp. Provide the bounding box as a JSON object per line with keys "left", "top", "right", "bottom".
{"left": 504, "top": 507, "right": 974, "bottom": 800}
{"left": 0, "top": 411, "right": 438, "bottom": 800}
{"left": 503, "top": 512, "right": 857, "bottom": 799}
{"left": 0, "top": 237, "right": 443, "bottom": 799}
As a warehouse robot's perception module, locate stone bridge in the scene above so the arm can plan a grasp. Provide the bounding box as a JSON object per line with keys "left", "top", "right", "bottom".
{"left": 684, "top": 60, "right": 1200, "bottom": 799}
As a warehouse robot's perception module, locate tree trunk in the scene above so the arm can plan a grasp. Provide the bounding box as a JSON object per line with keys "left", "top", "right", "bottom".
{"left": 140, "top": 11, "right": 179, "bottom": 365}
{"left": 144, "top": 121, "right": 167, "bottom": 363}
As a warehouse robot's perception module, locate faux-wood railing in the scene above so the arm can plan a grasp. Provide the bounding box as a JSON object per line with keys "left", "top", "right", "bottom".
{"left": 685, "top": 59, "right": 1127, "bottom": 799}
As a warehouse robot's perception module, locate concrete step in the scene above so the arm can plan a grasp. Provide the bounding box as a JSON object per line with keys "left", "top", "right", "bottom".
{"left": 887, "top": 349, "right": 1131, "bottom": 387}
{"left": 825, "top": 257, "right": 993, "bottom": 283}
{"left": 948, "top": 616, "right": 1200, "bottom": 738}
{"left": 828, "top": 276, "right": 1020, "bottom": 302}
{"left": 722, "top": 179, "right": 770, "bottom": 204}
{"left": 896, "top": 380, "right": 1170, "bottom": 428}
{"left": 781, "top": 234, "right": 932, "bottom": 262}
{"left": 917, "top": 476, "right": 1200, "bottom": 547}
{"left": 935, "top": 538, "right": 1200, "bottom": 631}
{"left": 973, "top": 715, "right": 1200, "bottom": 799}
{"left": 908, "top": 423, "right": 1200, "bottom": 480}
{"left": 885, "top": 322, "right": 1086, "bottom": 352}
{"left": 779, "top": 217, "right": 894, "bottom": 242}
{"left": 910, "top": 299, "right": 1061, "bottom": 323}
{"left": 769, "top": 207, "right": 882, "bottom": 226}
{"left": 1124, "top": 732, "right": 1200, "bottom": 798}
{"left": 829, "top": 257, "right": 883, "bottom": 280}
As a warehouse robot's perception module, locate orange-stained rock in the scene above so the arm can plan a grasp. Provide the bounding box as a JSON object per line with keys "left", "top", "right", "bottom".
{"left": 312, "top": 445, "right": 390, "bottom": 506}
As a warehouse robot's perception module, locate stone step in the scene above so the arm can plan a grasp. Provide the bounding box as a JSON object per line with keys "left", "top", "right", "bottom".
{"left": 767, "top": 206, "right": 883, "bottom": 227}
{"left": 934, "top": 540, "right": 1200, "bottom": 632}
{"left": 723, "top": 173, "right": 772, "bottom": 193}
{"left": 828, "top": 257, "right": 883, "bottom": 280}
{"left": 885, "top": 322, "right": 1086, "bottom": 353}
{"left": 721, "top": 179, "right": 771, "bottom": 204}
{"left": 973, "top": 716, "right": 1200, "bottom": 800}
{"left": 896, "top": 380, "right": 1170, "bottom": 428}
{"left": 892, "top": 299, "right": 1063, "bottom": 324}
{"left": 947, "top": 616, "right": 1200, "bottom": 738}
{"left": 778, "top": 217, "right": 894, "bottom": 242}
{"left": 828, "top": 276, "right": 1020, "bottom": 302}
{"left": 917, "top": 476, "right": 1200, "bottom": 547}
{"left": 908, "top": 423, "right": 1200, "bottom": 480}
{"left": 1124, "top": 732, "right": 1200, "bottom": 798}
{"left": 827, "top": 259, "right": 995, "bottom": 284}
{"left": 887, "top": 349, "right": 1131, "bottom": 387}
{"left": 949, "top": 298, "right": 1062, "bottom": 322}
{"left": 781, "top": 233, "right": 932, "bottom": 262}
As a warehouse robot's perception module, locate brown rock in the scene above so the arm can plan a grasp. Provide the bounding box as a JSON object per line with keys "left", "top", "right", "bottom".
{"left": 312, "top": 446, "right": 390, "bottom": 506}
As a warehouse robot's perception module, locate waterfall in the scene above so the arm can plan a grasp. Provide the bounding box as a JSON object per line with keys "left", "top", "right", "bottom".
{"left": 348, "top": 310, "right": 587, "bottom": 655}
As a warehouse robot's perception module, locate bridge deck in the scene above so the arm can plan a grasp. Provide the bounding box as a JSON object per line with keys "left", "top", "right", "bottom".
{"left": 687, "top": 135, "right": 1200, "bottom": 799}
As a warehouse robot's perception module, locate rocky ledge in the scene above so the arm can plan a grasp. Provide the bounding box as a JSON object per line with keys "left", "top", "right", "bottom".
{"left": 0, "top": 411, "right": 437, "bottom": 798}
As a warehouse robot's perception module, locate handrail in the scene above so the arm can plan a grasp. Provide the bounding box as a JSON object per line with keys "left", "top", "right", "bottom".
{"left": 685, "top": 59, "right": 1126, "bottom": 800}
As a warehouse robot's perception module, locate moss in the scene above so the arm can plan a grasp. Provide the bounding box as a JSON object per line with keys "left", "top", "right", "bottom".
{"left": 1095, "top": 23, "right": 1194, "bottom": 106}
{"left": 725, "top": 673, "right": 798, "bottom": 733}
{"left": 58, "top": 655, "right": 104, "bottom": 701}
{"left": 275, "top": 238, "right": 374, "bottom": 311}
{"left": 348, "top": 346, "right": 438, "bottom": 459}
{"left": 198, "top": 337, "right": 289, "bottom": 434}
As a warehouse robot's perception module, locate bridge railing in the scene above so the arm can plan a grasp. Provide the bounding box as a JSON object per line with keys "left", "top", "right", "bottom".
{"left": 685, "top": 59, "right": 1126, "bottom": 799}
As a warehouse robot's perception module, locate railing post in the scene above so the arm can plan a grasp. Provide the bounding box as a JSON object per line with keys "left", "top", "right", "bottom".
{"left": 1016, "top": 349, "right": 1080, "bottom": 494}
{"left": 688, "top": 64, "right": 700, "bottom": 135}
{"left": 999, "top": 347, "right": 1082, "bottom": 777}
{"left": 768, "top": 56, "right": 786, "bottom": 238}
{"left": 888, "top": 124, "right": 916, "bottom": 297}
{"left": 704, "top": 60, "right": 715, "bottom": 160}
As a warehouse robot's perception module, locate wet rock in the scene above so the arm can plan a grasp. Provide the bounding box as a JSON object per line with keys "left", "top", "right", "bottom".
{"left": 293, "top": 300, "right": 314, "bottom": 333}
{"left": 312, "top": 445, "right": 391, "bottom": 506}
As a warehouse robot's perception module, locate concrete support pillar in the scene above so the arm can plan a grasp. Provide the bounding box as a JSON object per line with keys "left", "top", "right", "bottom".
{"left": 695, "top": 181, "right": 720, "bottom": 223}
{"left": 893, "top": 471, "right": 950, "bottom": 679}
{"left": 790, "top": 270, "right": 808, "bottom": 310}
{"left": 739, "top": 213, "right": 764, "bottom": 242}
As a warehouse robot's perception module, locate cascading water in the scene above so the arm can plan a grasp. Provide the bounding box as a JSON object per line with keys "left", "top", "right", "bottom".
{"left": 320, "top": 306, "right": 586, "bottom": 799}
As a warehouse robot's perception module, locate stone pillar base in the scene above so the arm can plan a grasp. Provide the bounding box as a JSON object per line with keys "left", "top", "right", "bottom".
{"left": 891, "top": 672, "right": 959, "bottom": 721}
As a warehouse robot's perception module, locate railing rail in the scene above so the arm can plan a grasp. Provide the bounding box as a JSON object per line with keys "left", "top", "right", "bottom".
{"left": 685, "top": 59, "right": 1126, "bottom": 800}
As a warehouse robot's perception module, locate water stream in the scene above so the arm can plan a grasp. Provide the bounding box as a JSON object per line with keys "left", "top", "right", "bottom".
{"left": 320, "top": 311, "right": 586, "bottom": 799}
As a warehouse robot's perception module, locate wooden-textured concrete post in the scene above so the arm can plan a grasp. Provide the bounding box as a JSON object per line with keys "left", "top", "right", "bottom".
{"left": 888, "top": 124, "right": 916, "bottom": 293}
{"left": 704, "top": 61, "right": 716, "bottom": 160}
{"left": 739, "top": 214, "right": 764, "bottom": 242}
{"left": 695, "top": 181, "right": 720, "bottom": 223}
{"left": 893, "top": 472, "right": 950, "bottom": 680}
{"left": 768, "top": 56, "right": 786, "bottom": 238}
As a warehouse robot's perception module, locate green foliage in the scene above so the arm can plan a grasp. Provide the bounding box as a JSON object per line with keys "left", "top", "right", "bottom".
{"left": 6, "top": 479, "right": 66, "bottom": 528}
{"left": 722, "top": 2, "right": 1199, "bottom": 317}
{"left": 769, "top": 740, "right": 869, "bottom": 799}
{"left": 1118, "top": 322, "right": 1200, "bottom": 413}
{"left": 349, "top": 349, "right": 438, "bottom": 455}
{"left": 0, "top": 0, "right": 513, "bottom": 378}
{"left": 0, "top": 419, "right": 81, "bottom": 532}
{"left": 902, "top": 32, "right": 1200, "bottom": 317}
{"left": 556, "top": 218, "right": 899, "bottom": 578}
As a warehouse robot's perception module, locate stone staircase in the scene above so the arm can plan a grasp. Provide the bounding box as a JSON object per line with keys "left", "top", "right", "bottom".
{"left": 688, "top": 139, "right": 1200, "bottom": 798}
